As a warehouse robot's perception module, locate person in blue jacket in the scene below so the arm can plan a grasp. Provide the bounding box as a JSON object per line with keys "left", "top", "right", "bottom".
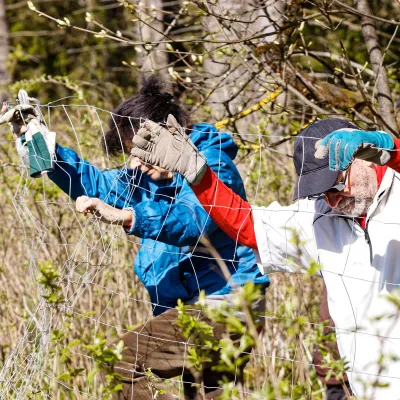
{"left": 6, "top": 77, "right": 270, "bottom": 399}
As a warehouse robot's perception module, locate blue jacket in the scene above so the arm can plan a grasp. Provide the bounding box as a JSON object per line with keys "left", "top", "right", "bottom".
{"left": 48, "top": 123, "right": 270, "bottom": 315}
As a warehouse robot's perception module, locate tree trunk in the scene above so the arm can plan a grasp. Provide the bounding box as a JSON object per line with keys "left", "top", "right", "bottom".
{"left": 136, "top": 0, "right": 170, "bottom": 87}
{"left": 0, "top": 0, "right": 9, "bottom": 103}
{"left": 354, "top": 0, "right": 398, "bottom": 135}
{"left": 202, "top": 0, "right": 285, "bottom": 120}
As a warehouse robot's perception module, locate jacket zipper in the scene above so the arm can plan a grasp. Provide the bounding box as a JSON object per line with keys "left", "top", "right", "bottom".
{"left": 361, "top": 188, "right": 389, "bottom": 264}
{"left": 363, "top": 221, "right": 373, "bottom": 264}
{"left": 340, "top": 215, "right": 373, "bottom": 264}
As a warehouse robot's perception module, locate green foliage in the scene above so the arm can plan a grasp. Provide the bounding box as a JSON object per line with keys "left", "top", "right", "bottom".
{"left": 83, "top": 332, "right": 124, "bottom": 399}
{"left": 144, "top": 368, "right": 169, "bottom": 397}
{"left": 36, "top": 261, "right": 64, "bottom": 306}
{"left": 175, "top": 283, "right": 263, "bottom": 397}
{"left": 175, "top": 298, "right": 218, "bottom": 372}
{"left": 7, "top": 0, "right": 136, "bottom": 106}
{"left": 51, "top": 330, "right": 85, "bottom": 383}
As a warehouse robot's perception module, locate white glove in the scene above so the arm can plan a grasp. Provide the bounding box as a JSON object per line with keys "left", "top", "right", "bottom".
{"left": 0, "top": 104, "right": 38, "bottom": 134}
{"left": 0, "top": 104, "right": 56, "bottom": 176}
{"left": 130, "top": 115, "right": 207, "bottom": 185}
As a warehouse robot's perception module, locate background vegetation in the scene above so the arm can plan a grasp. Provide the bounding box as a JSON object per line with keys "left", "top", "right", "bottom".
{"left": 0, "top": 0, "right": 399, "bottom": 398}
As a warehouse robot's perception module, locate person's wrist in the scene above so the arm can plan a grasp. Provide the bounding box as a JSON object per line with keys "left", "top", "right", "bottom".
{"left": 191, "top": 164, "right": 208, "bottom": 186}
{"left": 121, "top": 209, "right": 133, "bottom": 228}
{"left": 371, "top": 130, "right": 394, "bottom": 149}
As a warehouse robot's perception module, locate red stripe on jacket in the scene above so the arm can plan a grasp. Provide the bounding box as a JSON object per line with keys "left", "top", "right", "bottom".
{"left": 192, "top": 167, "right": 257, "bottom": 249}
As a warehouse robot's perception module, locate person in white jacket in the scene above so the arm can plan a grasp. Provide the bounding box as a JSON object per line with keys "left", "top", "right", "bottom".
{"left": 129, "top": 115, "right": 400, "bottom": 399}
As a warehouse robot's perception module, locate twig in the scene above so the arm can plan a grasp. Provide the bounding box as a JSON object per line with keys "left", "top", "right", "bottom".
{"left": 215, "top": 89, "right": 282, "bottom": 129}
{"left": 335, "top": 0, "right": 400, "bottom": 26}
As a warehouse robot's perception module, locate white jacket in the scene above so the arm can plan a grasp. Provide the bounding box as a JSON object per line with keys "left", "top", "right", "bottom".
{"left": 252, "top": 168, "right": 400, "bottom": 399}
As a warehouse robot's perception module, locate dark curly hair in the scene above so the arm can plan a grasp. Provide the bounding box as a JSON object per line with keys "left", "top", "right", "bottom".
{"left": 103, "top": 76, "right": 191, "bottom": 156}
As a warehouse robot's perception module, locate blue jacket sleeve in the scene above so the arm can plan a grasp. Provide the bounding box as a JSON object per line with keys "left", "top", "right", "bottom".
{"left": 47, "top": 144, "right": 142, "bottom": 209}
{"left": 126, "top": 148, "right": 246, "bottom": 245}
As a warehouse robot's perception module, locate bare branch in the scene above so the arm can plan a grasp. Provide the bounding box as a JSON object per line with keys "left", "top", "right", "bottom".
{"left": 335, "top": 0, "right": 400, "bottom": 26}
{"left": 354, "top": 0, "right": 398, "bottom": 135}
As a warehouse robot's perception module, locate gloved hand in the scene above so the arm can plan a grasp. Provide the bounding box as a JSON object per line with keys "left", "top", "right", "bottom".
{"left": 0, "top": 104, "right": 56, "bottom": 177}
{"left": 0, "top": 104, "right": 38, "bottom": 134}
{"left": 314, "top": 128, "right": 394, "bottom": 171}
{"left": 76, "top": 196, "right": 134, "bottom": 228}
{"left": 130, "top": 114, "right": 207, "bottom": 185}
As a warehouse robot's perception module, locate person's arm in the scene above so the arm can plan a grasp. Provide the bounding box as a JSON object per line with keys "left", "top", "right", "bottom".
{"left": 125, "top": 149, "right": 248, "bottom": 246}
{"left": 75, "top": 185, "right": 217, "bottom": 246}
{"left": 48, "top": 144, "right": 142, "bottom": 209}
{"left": 124, "top": 188, "right": 217, "bottom": 245}
{"left": 75, "top": 195, "right": 133, "bottom": 227}
{"left": 191, "top": 166, "right": 258, "bottom": 249}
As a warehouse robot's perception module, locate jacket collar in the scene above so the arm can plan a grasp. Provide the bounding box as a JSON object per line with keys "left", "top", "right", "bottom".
{"left": 366, "top": 167, "right": 394, "bottom": 220}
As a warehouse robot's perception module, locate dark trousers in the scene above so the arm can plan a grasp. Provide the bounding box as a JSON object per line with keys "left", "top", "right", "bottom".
{"left": 326, "top": 383, "right": 353, "bottom": 400}
{"left": 314, "top": 284, "right": 353, "bottom": 399}
{"left": 113, "top": 308, "right": 246, "bottom": 399}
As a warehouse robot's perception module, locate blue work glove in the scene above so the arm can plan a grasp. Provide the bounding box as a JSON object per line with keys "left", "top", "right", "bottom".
{"left": 314, "top": 128, "right": 394, "bottom": 171}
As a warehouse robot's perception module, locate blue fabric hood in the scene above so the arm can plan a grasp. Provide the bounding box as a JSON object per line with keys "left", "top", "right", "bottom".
{"left": 190, "top": 123, "right": 239, "bottom": 161}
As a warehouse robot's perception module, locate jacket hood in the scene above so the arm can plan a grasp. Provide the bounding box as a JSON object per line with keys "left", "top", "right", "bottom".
{"left": 189, "top": 123, "right": 238, "bottom": 161}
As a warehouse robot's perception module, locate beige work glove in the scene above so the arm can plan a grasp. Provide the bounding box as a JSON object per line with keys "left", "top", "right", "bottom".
{"left": 130, "top": 114, "right": 207, "bottom": 185}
